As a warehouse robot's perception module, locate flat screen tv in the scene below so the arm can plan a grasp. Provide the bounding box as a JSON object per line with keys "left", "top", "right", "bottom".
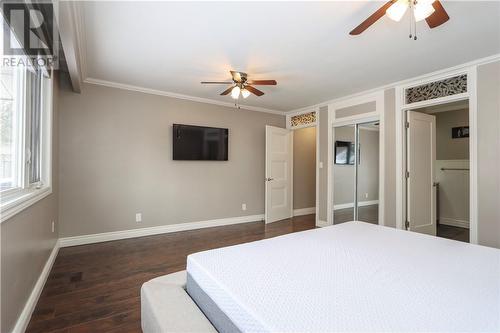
{"left": 173, "top": 124, "right": 228, "bottom": 161}
{"left": 334, "top": 141, "right": 356, "bottom": 165}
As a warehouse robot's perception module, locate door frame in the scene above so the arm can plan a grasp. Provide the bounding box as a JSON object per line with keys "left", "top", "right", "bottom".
{"left": 395, "top": 67, "right": 478, "bottom": 243}
{"left": 285, "top": 108, "right": 319, "bottom": 224}
{"left": 327, "top": 91, "right": 385, "bottom": 226}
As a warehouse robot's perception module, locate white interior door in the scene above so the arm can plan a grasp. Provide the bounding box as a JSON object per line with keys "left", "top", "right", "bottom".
{"left": 265, "top": 125, "right": 293, "bottom": 223}
{"left": 406, "top": 111, "right": 436, "bottom": 236}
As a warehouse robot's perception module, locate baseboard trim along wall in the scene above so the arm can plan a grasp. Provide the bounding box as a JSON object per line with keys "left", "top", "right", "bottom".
{"left": 440, "top": 217, "right": 470, "bottom": 229}
{"left": 316, "top": 220, "right": 330, "bottom": 227}
{"left": 59, "top": 214, "right": 265, "bottom": 247}
{"left": 293, "top": 207, "right": 316, "bottom": 216}
{"left": 333, "top": 200, "right": 379, "bottom": 211}
{"left": 13, "top": 240, "right": 60, "bottom": 333}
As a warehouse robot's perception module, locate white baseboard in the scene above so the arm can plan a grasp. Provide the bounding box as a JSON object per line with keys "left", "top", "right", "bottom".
{"left": 440, "top": 217, "right": 470, "bottom": 229}
{"left": 334, "top": 200, "right": 379, "bottom": 211}
{"left": 59, "top": 214, "right": 265, "bottom": 247}
{"left": 293, "top": 207, "right": 316, "bottom": 216}
{"left": 316, "top": 220, "right": 331, "bottom": 227}
{"left": 13, "top": 240, "right": 60, "bottom": 333}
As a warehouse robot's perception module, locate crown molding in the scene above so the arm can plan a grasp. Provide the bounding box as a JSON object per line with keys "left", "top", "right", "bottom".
{"left": 286, "top": 53, "right": 500, "bottom": 114}
{"left": 83, "top": 77, "right": 285, "bottom": 115}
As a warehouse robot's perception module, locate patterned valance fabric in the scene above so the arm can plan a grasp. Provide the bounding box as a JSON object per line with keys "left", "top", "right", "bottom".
{"left": 405, "top": 74, "right": 467, "bottom": 104}
{"left": 290, "top": 111, "right": 316, "bottom": 127}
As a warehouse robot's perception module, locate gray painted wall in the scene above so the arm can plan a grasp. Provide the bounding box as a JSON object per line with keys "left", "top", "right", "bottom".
{"left": 0, "top": 74, "right": 60, "bottom": 333}
{"left": 383, "top": 88, "right": 397, "bottom": 228}
{"left": 436, "top": 109, "right": 469, "bottom": 160}
{"left": 293, "top": 127, "right": 316, "bottom": 210}
{"left": 318, "top": 106, "right": 329, "bottom": 222}
{"left": 333, "top": 127, "right": 379, "bottom": 205}
{"left": 335, "top": 101, "right": 376, "bottom": 119}
{"left": 477, "top": 61, "right": 500, "bottom": 248}
{"left": 58, "top": 82, "right": 284, "bottom": 237}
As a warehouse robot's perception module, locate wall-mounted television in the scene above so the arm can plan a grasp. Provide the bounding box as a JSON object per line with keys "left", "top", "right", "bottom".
{"left": 334, "top": 141, "right": 356, "bottom": 165}
{"left": 173, "top": 124, "right": 228, "bottom": 161}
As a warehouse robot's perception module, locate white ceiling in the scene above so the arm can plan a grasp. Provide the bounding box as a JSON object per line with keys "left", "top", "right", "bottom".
{"left": 81, "top": 1, "right": 500, "bottom": 113}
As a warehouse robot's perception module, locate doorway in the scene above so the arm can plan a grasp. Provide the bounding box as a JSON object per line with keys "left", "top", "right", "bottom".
{"left": 265, "top": 124, "right": 317, "bottom": 224}
{"left": 332, "top": 120, "right": 380, "bottom": 225}
{"left": 405, "top": 100, "right": 470, "bottom": 242}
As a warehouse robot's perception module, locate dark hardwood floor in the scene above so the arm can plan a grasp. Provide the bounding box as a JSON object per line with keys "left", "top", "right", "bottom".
{"left": 334, "top": 205, "right": 469, "bottom": 243}
{"left": 334, "top": 204, "right": 379, "bottom": 225}
{"left": 437, "top": 224, "right": 469, "bottom": 243}
{"left": 27, "top": 213, "right": 470, "bottom": 332}
{"left": 26, "top": 215, "right": 316, "bottom": 333}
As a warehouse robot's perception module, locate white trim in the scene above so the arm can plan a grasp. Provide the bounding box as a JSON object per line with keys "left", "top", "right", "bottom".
{"left": 0, "top": 187, "right": 52, "bottom": 223}
{"left": 315, "top": 110, "right": 321, "bottom": 227}
{"left": 331, "top": 112, "right": 379, "bottom": 128}
{"left": 59, "top": 214, "right": 264, "bottom": 247}
{"left": 12, "top": 240, "right": 60, "bottom": 333}
{"left": 440, "top": 217, "right": 470, "bottom": 229}
{"left": 402, "top": 93, "right": 469, "bottom": 110}
{"left": 468, "top": 67, "right": 478, "bottom": 244}
{"left": 84, "top": 78, "right": 284, "bottom": 115}
{"left": 394, "top": 66, "right": 478, "bottom": 244}
{"left": 286, "top": 53, "right": 500, "bottom": 114}
{"left": 55, "top": 1, "right": 83, "bottom": 92}
{"left": 316, "top": 220, "right": 330, "bottom": 228}
{"left": 333, "top": 200, "right": 379, "bottom": 211}
{"left": 74, "top": 1, "right": 87, "bottom": 81}
{"left": 1, "top": 71, "right": 54, "bottom": 224}
{"left": 293, "top": 207, "right": 316, "bottom": 216}
{"left": 327, "top": 91, "right": 385, "bottom": 227}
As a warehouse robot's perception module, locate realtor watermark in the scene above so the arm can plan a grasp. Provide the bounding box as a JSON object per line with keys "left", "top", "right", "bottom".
{"left": 1, "top": 1, "right": 59, "bottom": 69}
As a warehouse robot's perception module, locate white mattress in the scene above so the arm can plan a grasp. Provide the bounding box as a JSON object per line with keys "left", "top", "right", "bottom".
{"left": 187, "top": 222, "right": 500, "bottom": 332}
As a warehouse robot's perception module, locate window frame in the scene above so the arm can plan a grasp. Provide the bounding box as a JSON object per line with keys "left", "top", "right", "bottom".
{"left": 0, "top": 66, "right": 53, "bottom": 223}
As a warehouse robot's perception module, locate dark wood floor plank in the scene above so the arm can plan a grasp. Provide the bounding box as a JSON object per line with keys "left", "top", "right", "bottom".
{"left": 27, "top": 214, "right": 468, "bottom": 332}
{"left": 27, "top": 215, "right": 316, "bottom": 332}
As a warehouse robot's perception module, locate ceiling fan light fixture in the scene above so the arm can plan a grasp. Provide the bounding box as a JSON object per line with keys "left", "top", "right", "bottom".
{"left": 413, "top": 2, "right": 435, "bottom": 22}
{"left": 386, "top": 0, "right": 409, "bottom": 22}
{"left": 241, "top": 88, "right": 251, "bottom": 99}
{"left": 231, "top": 86, "right": 241, "bottom": 99}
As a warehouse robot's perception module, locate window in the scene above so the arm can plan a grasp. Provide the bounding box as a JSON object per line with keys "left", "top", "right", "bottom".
{"left": 0, "top": 64, "right": 52, "bottom": 221}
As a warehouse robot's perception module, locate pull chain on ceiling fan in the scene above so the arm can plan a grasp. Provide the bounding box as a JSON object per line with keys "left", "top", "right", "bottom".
{"left": 349, "top": 0, "right": 450, "bottom": 38}
{"left": 201, "top": 71, "right": 277, "bottom": 100}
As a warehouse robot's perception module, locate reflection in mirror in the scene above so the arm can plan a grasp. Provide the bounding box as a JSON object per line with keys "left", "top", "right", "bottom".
{"left": 356, "top": 121, "right": 379, "bottom": 224}
{"left": 333, "top": 121, "right": 379, "bottom": 225}
{"left": 333, "top": 125, "right": 355, "bottom": 224}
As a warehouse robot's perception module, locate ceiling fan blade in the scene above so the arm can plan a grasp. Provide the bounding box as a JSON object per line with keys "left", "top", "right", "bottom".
{"left": 220, "top": 86, "right": 234, "bottom": 96}
{"left": 349, "top": 0, "right": 396, "bottom": 35}
{"left": 201, "top": 81, "right": 234, "bottom": 84}
{"left": 230, "top": 70, "right": 246, "bottom": 82}
{"left": 426, "top": 1, "right": 449, "bottom": 28}
{"left": 247, "top": 80, "right": 277, "bottom": 85}
{"left": 245, "top": 85, "right": 264, "bottom": 97}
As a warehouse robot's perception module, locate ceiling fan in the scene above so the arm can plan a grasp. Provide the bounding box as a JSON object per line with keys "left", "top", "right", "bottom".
{"left": 201, "top": 71, "right": 277, "bottom": 99}
{"left": 350, "top": 0, "right": 450, "bottom": 40}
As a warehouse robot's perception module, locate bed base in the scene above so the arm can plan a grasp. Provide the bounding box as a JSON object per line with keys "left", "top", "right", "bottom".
{"left": 141, "top": 270, "right": 217, "bottom": 333}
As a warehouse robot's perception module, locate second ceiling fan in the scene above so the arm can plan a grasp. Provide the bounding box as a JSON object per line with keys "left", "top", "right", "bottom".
{"left": 350, "top": 0, "right": 450, "bottom": 39}
{"left": 201, "top": 71, "right": 277, "bottom": 100}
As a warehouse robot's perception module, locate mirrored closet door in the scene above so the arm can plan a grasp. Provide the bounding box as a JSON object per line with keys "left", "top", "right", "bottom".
{"left": 333, "top": 121, "right": 379, "bottom": 224}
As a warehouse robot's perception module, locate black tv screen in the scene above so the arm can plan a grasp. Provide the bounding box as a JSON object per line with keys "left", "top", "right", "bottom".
{"left": 173, "top": 124, "right": 228, "bottom": 161}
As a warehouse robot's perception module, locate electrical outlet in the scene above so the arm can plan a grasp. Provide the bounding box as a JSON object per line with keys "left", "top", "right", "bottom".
{"left": 51, "top": 221, "right": 55, "bottom": 233}
{"left": 319, "top": 162, "right": 324, "bottom": 169}
{"left": 241, "top": 203, "right": 247, "bottom": 211}
{"left": 365, "top": 193, "right": 369, "bottom": 199}
{"left": 136, "top": 213, "right": 142, "bottom": 223}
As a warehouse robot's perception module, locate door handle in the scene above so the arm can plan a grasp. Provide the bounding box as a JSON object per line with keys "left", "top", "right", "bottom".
{"left": 265, "top": 177, "right": 274, "bottom": 181}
